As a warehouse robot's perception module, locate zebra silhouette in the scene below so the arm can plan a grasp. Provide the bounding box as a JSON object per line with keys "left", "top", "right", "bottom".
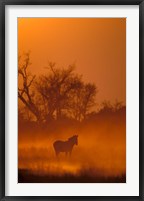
{"left": 53, "top": 135, "right": 78, "bottom": 157}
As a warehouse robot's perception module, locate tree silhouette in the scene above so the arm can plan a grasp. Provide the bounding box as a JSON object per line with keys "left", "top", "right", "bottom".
{"left": 18, "top": 54, "right": 98, "bottom": 123}
{"left": 68, "top": 83, "right": 97, "bottom": 121}
{"left": 36, "top": 62, "right": 83, "bottom": 121}
{"left": 18, "top": 53, "right": 41, "bottom": 122}
{"left": 99, "top": 100, "right": 124, "bottom": 114}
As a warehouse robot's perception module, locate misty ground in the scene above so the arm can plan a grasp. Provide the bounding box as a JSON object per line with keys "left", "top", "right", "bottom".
{"left": 18, "top": 109, "right": 126, "bottom": 183}
{"left": 18, "top": 149, "right": 126, "bottom": 183}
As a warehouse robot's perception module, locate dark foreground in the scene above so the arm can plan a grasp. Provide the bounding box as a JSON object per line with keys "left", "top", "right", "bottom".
{"left": 18, "top": 169, "right": 126, "bottom": 183}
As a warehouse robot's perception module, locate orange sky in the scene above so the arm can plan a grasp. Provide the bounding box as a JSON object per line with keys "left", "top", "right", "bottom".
{"left": 18, "top": 18, "right": 126, "bottom": 105}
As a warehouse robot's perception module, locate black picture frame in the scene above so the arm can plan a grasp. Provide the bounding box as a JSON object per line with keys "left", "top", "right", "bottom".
{"left": 0, "top": 0, "right": 144, "bottom": 200}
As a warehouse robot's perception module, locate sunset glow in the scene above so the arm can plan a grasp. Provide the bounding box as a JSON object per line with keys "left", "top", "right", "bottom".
{"left": 18, "top": 18, "right": 126, "bottom": 183}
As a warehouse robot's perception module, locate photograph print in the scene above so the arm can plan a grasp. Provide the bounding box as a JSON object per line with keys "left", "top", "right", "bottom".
{"left": 18, "top": 18, "right": 126, "bottom": 183}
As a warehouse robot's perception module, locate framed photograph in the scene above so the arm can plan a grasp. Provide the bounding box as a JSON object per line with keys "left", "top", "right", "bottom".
{"left": 0, "top": 0, "right": 144, "bottom": 200}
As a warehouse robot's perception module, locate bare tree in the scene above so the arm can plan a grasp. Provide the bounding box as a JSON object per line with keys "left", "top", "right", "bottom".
{"left": 69, "top": 83, "right": 97, "bottom": 121}
{"left": 81, "top": 83, "right": 97, "bottom": 120}
{"left": 36, "top": 62, "right": 83, "bottom": 121}
{"left": 18, "top": 53, "right": 41, "bottom": 122}
{"left": 18, "top": 55, "right": 98, "bottom": 123}
{"left": 100, "top": 100, "right": 123, "bottom": 113}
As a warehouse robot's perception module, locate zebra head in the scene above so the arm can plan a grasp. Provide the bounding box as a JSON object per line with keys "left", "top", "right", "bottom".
{"left": 68, "top": 135, "right": 78, "bottom": 145}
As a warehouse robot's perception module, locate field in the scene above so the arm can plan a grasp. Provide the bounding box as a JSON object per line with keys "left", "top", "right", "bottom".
{"left": 18, "top": 110, "right": 126, "bottom": 183}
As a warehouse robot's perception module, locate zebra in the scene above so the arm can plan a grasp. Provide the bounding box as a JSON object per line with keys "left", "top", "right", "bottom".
{"left": 53, "top": 135, "right": 78, "bottom": 157}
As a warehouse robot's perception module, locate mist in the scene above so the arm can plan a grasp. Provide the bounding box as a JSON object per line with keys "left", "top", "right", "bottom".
{"left": 18, "top": 108, "right": 126, "bottom": 183}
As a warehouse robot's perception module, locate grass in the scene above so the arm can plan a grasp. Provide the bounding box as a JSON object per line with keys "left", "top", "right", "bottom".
{"left": 18, "top": 168, "right": 126, "bottom": 183}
